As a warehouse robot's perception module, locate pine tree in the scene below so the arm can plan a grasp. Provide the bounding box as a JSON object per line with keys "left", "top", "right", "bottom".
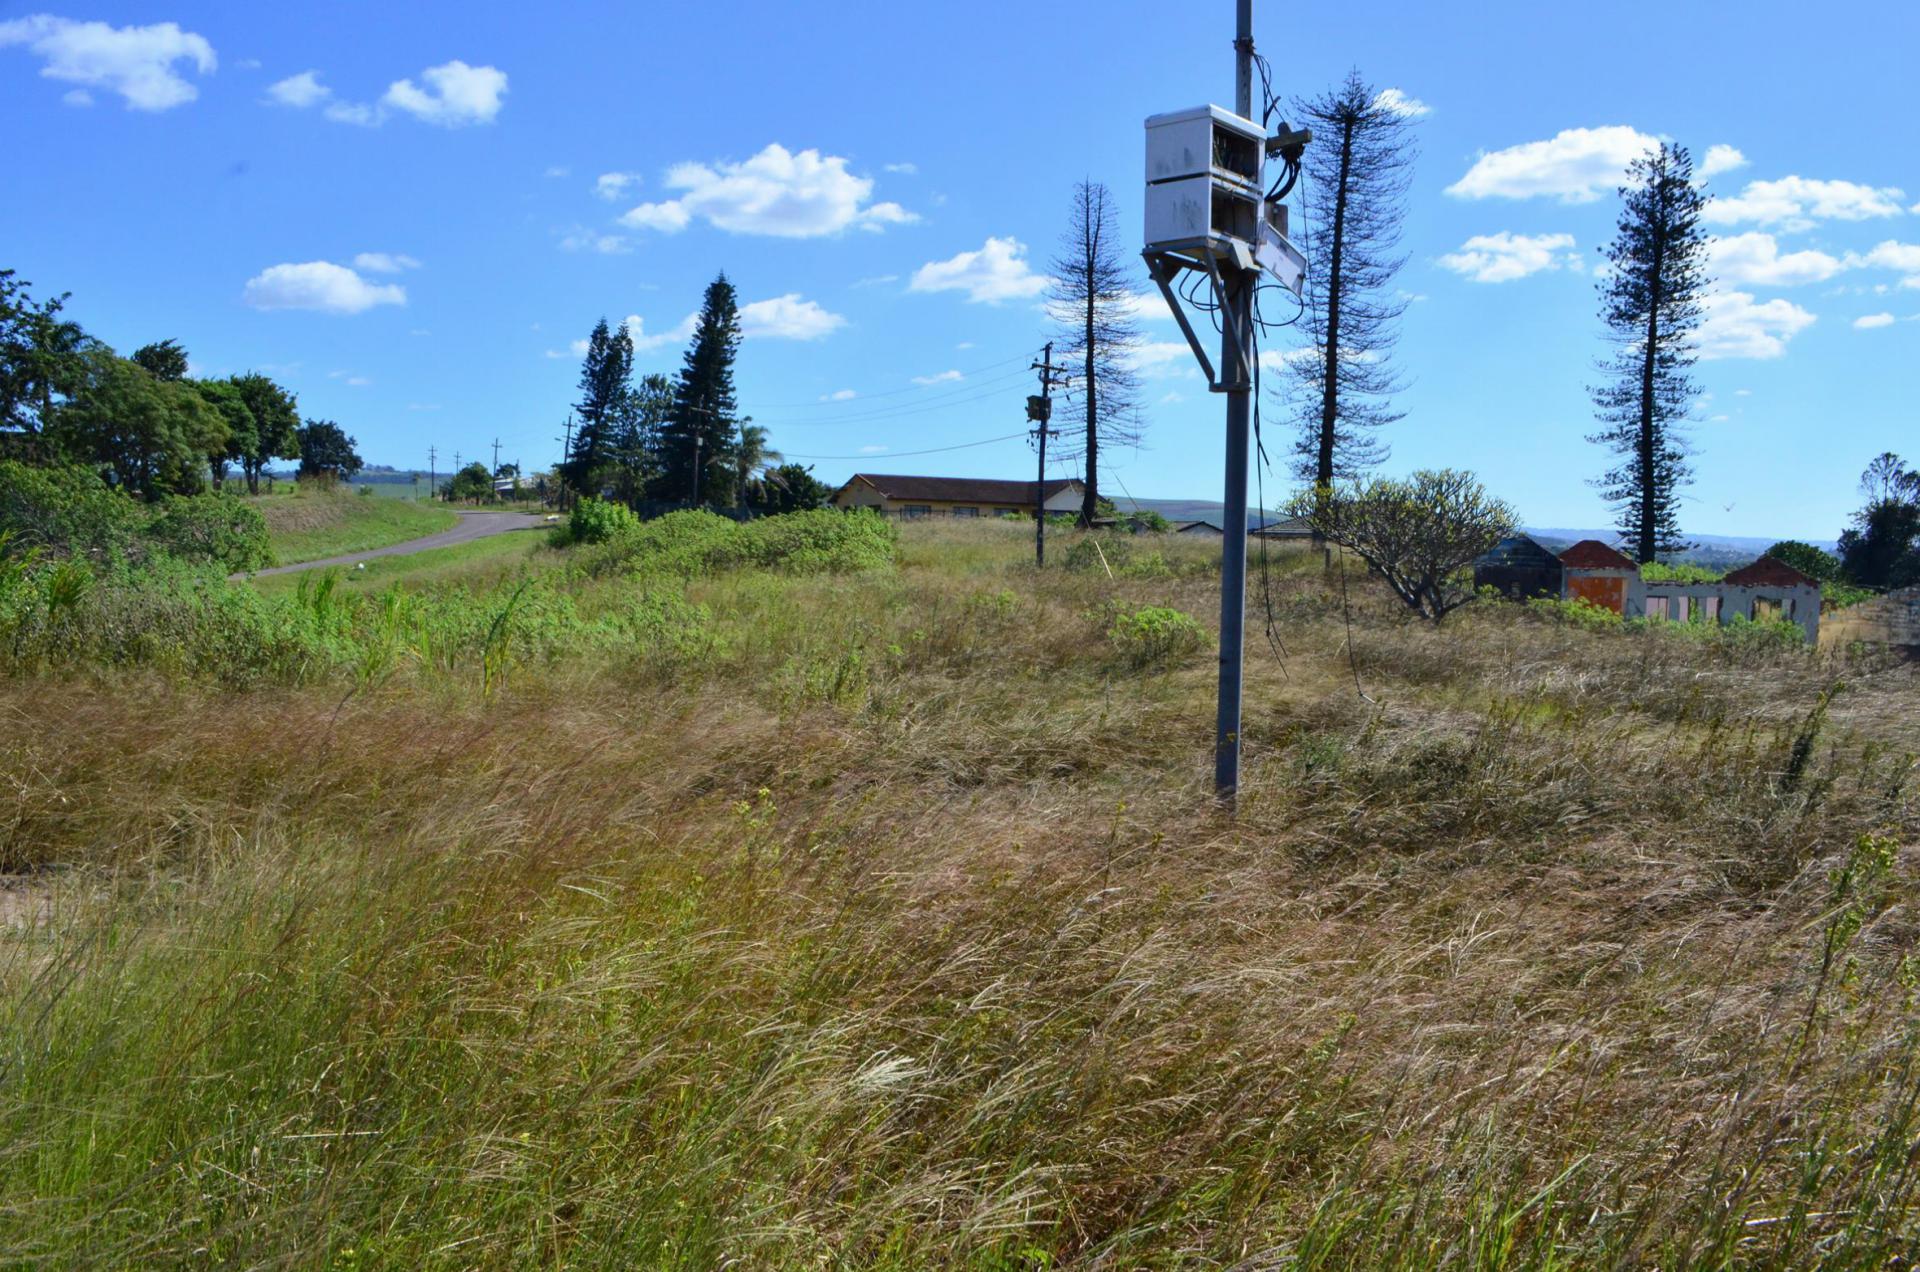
{"left": 1286, "top": 72, "right": 1416, "bottom": 488}
{"left": 567, "top": 317, "right": 634, "bottom": 496}
{"left": 659, "top": 274, "right": 742, "bottom": 507}
{"left": 1048, "top": 181, "right": 1141, "bottom": 525}
{"left": 1589, "top": 142, "right": 1710, "bottom": 563}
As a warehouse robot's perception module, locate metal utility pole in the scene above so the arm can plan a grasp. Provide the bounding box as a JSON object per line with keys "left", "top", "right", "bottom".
{"left": 1140, "top": 1, "right": 1306, "bottom": 807}
{"left": 558, "top": 414, "right": 574, "bottom": 510}
{"left": 427, "top": 445, "right": 436, "bottom": 501}
{"left": 1213, "top": 0, "right": 1257, "bottom": 805}
{"left": 491, "top": 437, "right": 502, "bottom": 474}
{"left": 1028, "top": 342, "right": 1065, "bottom": 566}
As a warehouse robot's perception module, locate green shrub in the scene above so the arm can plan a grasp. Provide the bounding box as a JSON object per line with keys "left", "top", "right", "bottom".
{"left": 1107, "top": 604, "right": 1207, "bottom": 669}
{"left": 1640, "top": 561, "right": 1722, "bottom": 583}
{"left": 0, "top": 460, "right": 143, "bottom": 563}
{"left": 144, "top": 493, "right": 274, "bottom": 572}
{"left": 567, "top": 497, "right": 641, "bottom": 545}
{"left": 1066, "top": 535, "right": 1129, "bottom": 575}
{"left": 579, "top": 508, "right": 894, "bottom": 579}
{"left": 1525, "top": 596, "right": 1625, "bottom": 630}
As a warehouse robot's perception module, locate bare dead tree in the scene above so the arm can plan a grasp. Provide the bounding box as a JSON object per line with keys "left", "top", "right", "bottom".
{"left": 1284, "top": 71, "right": 1417, "bottom": 489}
{"left": 1049, "top": 180, "right": 1141, "bottom": 526}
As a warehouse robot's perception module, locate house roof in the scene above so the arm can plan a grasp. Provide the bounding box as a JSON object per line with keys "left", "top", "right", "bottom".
{"left": 1724, "top": 556, "right": 1819, "bottom": 588}
{"left": 1558, "top": 539, "right": 1638, "bottom": 570}
{"left": 1172, "top": 519, "right": 1223, "bottom": 533}
{"left": 1251, "top": 514, "right": 1316, "bottom": 537}
{"left": 1476, "top": 535, "right": 1562, "bottom": 568}
{"left": 839, "top": 474, "right": 1082, "bottom": 505}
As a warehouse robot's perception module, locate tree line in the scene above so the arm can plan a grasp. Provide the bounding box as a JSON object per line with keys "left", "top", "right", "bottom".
{"left": 0, "top": 268, "right": 364, "bottom": 500}
{"left": 558, "top": 272, "right": 829, "bottom": 516}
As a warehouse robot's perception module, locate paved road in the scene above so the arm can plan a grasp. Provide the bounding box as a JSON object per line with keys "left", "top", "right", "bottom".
{"left": 245, "top": 510, "right": 550, "bottom": 578}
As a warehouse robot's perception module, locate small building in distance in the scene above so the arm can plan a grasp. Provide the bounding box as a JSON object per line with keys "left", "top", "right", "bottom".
{"left": 831, "top": 474, "right": 1084, "bottom": 519}
{"left": 1473, "top": 534, "right": 1564, "bottom": 600}
{"left": 1249, "top": 514, "right": 1319, "bottom": 546}
{"left": 1172, "top": 519, "right": 1225, "bottom": 537}
{"left": 1476, "top": 537, "right": 1824, "bottom": 642}
{"left": 1557, "top": 539, "right": 1641, "bottom": 611}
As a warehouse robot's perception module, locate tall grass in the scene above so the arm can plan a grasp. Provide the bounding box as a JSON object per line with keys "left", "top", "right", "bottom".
{"left": 0, "top": 518, "right": 1916, "bottom": 1266}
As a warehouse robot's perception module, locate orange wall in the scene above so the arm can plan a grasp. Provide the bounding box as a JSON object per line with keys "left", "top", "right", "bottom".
{"left": 1568, "top": 574, "right": 1626, "bottom": 613}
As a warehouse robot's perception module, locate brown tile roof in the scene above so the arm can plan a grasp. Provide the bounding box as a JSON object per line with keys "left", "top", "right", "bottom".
{"left": 1724, "top": 556, "right": 1819, "bottom": 588}
{"left": 841, "top": 474, "right": 1082, "bottom": 505}
{"left": 1557, "top": 539, "right": 1637, "bottom": 570}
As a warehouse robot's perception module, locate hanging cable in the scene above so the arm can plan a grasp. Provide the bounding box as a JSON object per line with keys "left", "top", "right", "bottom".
{"left": 781, "top": 431, "right": 1030, "bottom": 461}
{"left": 739, "top": 351, "right": 1033, "bottom": 409}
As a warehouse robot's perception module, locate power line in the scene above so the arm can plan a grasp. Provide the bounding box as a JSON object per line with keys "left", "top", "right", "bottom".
{"left": 747, "top": 367, "right": 1037, "bottom": 428}
{"left": 737, "top": 351, "right": 1033, "bottom": 409}
{"left": 782, "top": 431, "right": 1029, "bottom": 461}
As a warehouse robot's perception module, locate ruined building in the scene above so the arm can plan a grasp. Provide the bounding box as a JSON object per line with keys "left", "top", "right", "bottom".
{"left": 1475, "top": 537, "right": 1823, "bottom": 643}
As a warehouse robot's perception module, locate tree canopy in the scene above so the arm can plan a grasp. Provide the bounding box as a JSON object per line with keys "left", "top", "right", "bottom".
{"left": 296, "top": 420, "right": 364, "bottom": 481}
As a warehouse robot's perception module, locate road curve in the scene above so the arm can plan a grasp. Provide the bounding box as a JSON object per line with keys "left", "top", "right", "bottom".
{"left": 244, "top": 510, "right": 550, "bottom": 579}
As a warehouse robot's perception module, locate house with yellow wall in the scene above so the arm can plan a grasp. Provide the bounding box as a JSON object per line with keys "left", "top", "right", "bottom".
{"left": 831, "top": 474, "right": 1085, "bottom": 519}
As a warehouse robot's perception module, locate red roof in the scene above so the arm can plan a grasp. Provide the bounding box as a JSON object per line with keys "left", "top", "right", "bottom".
{"left": 1724, "top": 556, "right": 1818, "bottom": 588}
{"left": 1558, "top": 539, "right": 1637, "bottom": 570}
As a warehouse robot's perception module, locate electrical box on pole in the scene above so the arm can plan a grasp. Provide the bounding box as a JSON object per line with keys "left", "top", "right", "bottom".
{"left": 1141, "top": 0, "right": 1307, "bottom": 807}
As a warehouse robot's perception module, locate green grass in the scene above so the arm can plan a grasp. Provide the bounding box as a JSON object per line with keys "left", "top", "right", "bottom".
{"left": 253, "top": 487, "right": 458, "bottom": 564}
{"left": 2, "top": 516, "right": 1918, "bottom": 1266}
{"left": 248, "top": 524, "right": 550, "bottom": 597}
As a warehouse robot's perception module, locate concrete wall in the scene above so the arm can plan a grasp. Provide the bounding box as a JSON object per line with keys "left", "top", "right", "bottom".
{"left": 1632, "top": 580, "right": 1821, "bottom": 643}
{"left": 1822, "top": 586, "right": 1920, "bottom": 651}
{"left": 1559, "top": 569, "right": 1822, "bottom": 643}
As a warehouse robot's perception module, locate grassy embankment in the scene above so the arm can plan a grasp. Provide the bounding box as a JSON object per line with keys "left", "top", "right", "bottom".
{"left": 252, "top": 485, "right": 458, "bottom": 564}
{"left": 2, "top": 513, "right": 1918, "bottom": 1267}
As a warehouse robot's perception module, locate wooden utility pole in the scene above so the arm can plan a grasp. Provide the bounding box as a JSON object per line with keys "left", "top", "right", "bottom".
{"left": 427, "top": 445, "right": 436, "bottom": 502}
{"left": 1028, "top": 342, "right": 1066, "bottom": 566}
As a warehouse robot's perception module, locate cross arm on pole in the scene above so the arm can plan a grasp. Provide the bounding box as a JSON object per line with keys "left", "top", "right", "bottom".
{"left": 1142, "top": 251, "right": 1219, "bottom": 390}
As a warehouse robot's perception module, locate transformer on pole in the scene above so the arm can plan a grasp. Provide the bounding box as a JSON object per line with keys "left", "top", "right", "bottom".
{"left": 1141, "top": 0, "right": 1307, "bottom": 805}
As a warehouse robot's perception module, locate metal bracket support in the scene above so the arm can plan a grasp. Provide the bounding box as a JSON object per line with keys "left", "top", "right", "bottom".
{"left": 1142, "top": 251, "right": 1218, "bottom": 390}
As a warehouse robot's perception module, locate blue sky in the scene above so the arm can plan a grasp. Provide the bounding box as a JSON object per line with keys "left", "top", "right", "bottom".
{"left": 2, "top": 0, "right": 1914, "bottom": 541}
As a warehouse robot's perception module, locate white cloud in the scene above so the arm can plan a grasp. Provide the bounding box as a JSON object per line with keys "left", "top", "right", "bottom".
{"left": 62, "top": 88, "right": 91, "bottom": 107}
{"left": 327, "top": 370, "right": 372, "bottom": 387}
{"left": 1854, "top": 240, "right": 1920, "bottom": 287}
{"left": 853, "top": 274, "right": 900, "bottom": 288}
{"left": 265, "top": 70, "right": 328, "bottom": 108}
{"left": 820, "top": 389, "right": 857, "bottom": 402}
{"left": 1436, "top": 231, "right": 1579, "bottom": 282}
{"left": 1694, "top": 290, "right": 1816, "bottom": 360}
{"left": 352, "top": 251, "right": 421, "bottom": 274}
{"left": 739, "top": 294, "right": 846, "bottom": 341}
{"left": 594, "top": 171, "right": 641, "bottom": 201}
{"left": 1158, "top": 391, "right": 1185, "bottom": 405}
{"left": 407, "top": 402, "right": 442, "bottom": 411}
{"left": 381, "top": 60, "right": 507, "bottom": 126}
{"left": 323, "top": 100, "right": 380, "bottom": 127}
{"left": 620, "top": 201, "right": 692, "bottom": 232}
{"left": 544, "top": 165, "right": 570, "bottom": 178}
{"left": 280, "top": 59, "right": 506, "bottom": 128}
{"left": 1735, "top": 388, "right": 1752, "bottom": 396}
{"left": 1708, "top": 232, "right": 1844, "bottom": 286}
{"left": 619, "top": 315, "right": 693, "bottom": 353}
{"left": 0, "top": 15, "right": 215, "bottom": 111}
{"left": 1127, "top": 340, "right": 1202, "bottom": 379}
{"left": 1854, "top": 312, "right": 1896, "bottom": 329}
{"left": 912, "top": 370, "right": 963, "bottom": 385}
{"left": 858, "top": 445, "right": 889, "bottom": 454}
{"left": 1704, "top": 176, "right": 1906, "bottom": 230}
{"left": 243, "top": 261, "right": 405, "bottom": 314}
{"left": 1446, "top": 126, "right": 1658, "bottom": 203}
{"left": 1700, "top": 144, "right": 1748, "bottom": 179}
{"left": 558, "top": 228, "right": 631, "bottom": 255}
{"left": 882, "top": 162, "right": 918, "bottom": 175}
{"left": 619, "top": 143, "right": 917, "bottom": 238}
{"left": 910, "top": 237, "right": 1049, "bottom": 303}
{"left": 1373, "top": 88, "right": 1430, "bottom": 118}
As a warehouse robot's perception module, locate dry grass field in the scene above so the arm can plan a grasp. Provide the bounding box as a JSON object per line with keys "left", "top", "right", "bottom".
{"left": 2, "top": 516, "right": 1917, "bottom": 1267}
